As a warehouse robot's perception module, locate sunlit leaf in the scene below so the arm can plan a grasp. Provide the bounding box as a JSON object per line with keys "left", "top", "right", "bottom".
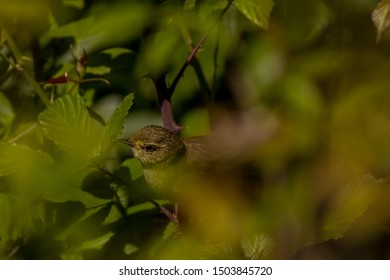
{"left": 101, "top": 48, "right": 132, "bottom": 59}
{"left": 121, "top": 158, "right": 143, "bottom": 180}
{"left": 162, "top": 222, "right": 176, "bottom": 241}
{"left": 199, "top": 0, "right": 228, "bottom": 19}
{"left": 80, "top": 231, "right": 114, "bottom": 250}
{"left": 86, "top": 66, "right": 111, "bottom": 75}
{"left": 124, "top": 243, "right": 139, "bottom": 255}
{"left": 234, "top": 0, "right": 274, "bottom": 29}
{"left": 93, "top": 93, "right": 133, "bottom": 162}
{"left": 127, "top": 201, "right": 159, "bottom": 215}
{"left": 38, "top": 93, "right": 100, "bottom": 158}
{"left": 372, "top": 0, "right": 390, "bottom": 42}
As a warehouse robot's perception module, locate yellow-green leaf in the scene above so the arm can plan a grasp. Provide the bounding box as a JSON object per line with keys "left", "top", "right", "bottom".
{"left": 320, "top": 174, "right": 380, "bottom": 242}
{"left": 0, "top": 143, "right": 54, "bottom": 177}
{"left": 234, "top": 0, "right": 274, "bottom": 29}
{"left": 38, "top": 93, "right": 100, "bottom": 158}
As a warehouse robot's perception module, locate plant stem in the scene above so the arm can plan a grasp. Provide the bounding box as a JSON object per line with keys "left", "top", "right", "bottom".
{"left": 94, "top": 165, "right": 161, "bottom": 210}
{"left": 94, "top": 165, "right": 179, "bottom": 223}
{"left": 3, "top": 30, "right": 51, "bottom": 107}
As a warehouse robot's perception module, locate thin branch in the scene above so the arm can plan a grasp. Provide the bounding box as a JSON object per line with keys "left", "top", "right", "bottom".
{"left": 168, "top": 34, "right": 208, "bottom": 98}
{"left": 8, "top": 123, "right": 37, "bottom": 143}
{"left": 3, "top": 30, "right": 51, "bottom": 107}
{"left": 94, "top": 165, "right": 178, "bottom": 224}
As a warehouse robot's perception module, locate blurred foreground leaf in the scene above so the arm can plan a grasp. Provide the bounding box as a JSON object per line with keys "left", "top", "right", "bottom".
{"left": 62, "top": 0, "right": 84, "bottom": 9}
{"left": 319, "top": 174, "right": 380, "bottom": 242}
{"left": 372, "top": 0, "right": 390, "bottom": 42}
{"left": 241, "top": 234, "right": 274, "bottom": 259}
{"left": 0, "top": 143, "right": 54, "bottom": 177}
{"left": 0, "top": 92, "right": 14, "bottom": 130}
{"left": 46, "top": 2, "right": 150, "bottom": 52}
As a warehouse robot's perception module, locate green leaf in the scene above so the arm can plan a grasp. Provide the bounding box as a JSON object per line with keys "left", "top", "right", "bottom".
{"left": 0, "top": 192, "right": 45, "bottom": 243}
{"left": 63, "top": 0, "right": 84, "bottom": 9}
{"left": 123, "top": 243, "right": 139, "bottom": 255}
{"left": 372, "top": 0, "right": 390, "bottom": 42}
{"left": 86, "top": 66, "right": 111, "bottom": 76}
{"left": 46, "top": 3, "right": 150, "bottom": 53}
{"left": 38, "top": 93, "right": 100, "bottom": 158}
{"left": 46, "top": 16, "right": 95, "bottom": 40}
{"left": 234, "top": 0, "right": 274, "bottom": 29}
{"left": 101, "top": 48, "right": 132, "bottom": 59}
{"left": 241, "top": 234, "right": 274, "bottom": 259}
{"left": 0, "top": 92, "right": 14, "bottom": 128}
{"left": 199, "top": 0, "right": 228, "bottom": 18}
{"left": 319, "top": 174, "right": 380, "bottom": 242}
{"left": 80, "top": 231, "right": 114, "bottom": 250}
{"left": 0, "top": 142, "right": 54, "bottom": 177}
{"left": 162, "top": 222, "right": 176, "bottom": 241}
{"left": 0, "top": 143, "right": 54, "bottom": 244}
{"left": 92, "top": 93, "right": 133, "bottom": 162}
{"left": 121, "top": 158, "right": 143, "bottom": 180}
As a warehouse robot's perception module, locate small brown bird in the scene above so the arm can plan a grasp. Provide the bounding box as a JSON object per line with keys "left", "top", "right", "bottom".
{"left": 121, "top": 125, "right": 235, "bottom": 199}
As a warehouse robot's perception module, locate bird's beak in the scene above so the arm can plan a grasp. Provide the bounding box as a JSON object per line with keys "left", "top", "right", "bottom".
{"left": 117, "top": 138, "right": 134, "bottom": 147}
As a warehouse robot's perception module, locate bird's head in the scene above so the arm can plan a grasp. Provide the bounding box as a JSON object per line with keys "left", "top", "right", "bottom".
{"left": 120, "top": 125, "right": 186, "bottom": 167}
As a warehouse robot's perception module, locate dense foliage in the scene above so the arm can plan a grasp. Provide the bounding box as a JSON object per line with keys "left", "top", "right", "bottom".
{"left": 0, "top": 0, "right": 389, "bottom": 259}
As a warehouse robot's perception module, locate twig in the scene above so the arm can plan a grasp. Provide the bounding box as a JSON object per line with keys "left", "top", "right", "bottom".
{"left": 153, "top": 34, "right": 208, "bottom": 134}
{"left": 168, "top": 34, "right": 208, "bottom": 98}
{"left": 94, "top": 165, "right": 178, "bottom": 224}
{"left": 3, "top": 30, "right": 51, "bottom": 107}
{"left": 8, "top": 123, "right": 37, "bottom": 143}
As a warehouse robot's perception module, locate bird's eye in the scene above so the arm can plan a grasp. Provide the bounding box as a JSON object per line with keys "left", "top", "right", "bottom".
{"left": 143, "top": 144, "right": 158, "bottom": 152}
